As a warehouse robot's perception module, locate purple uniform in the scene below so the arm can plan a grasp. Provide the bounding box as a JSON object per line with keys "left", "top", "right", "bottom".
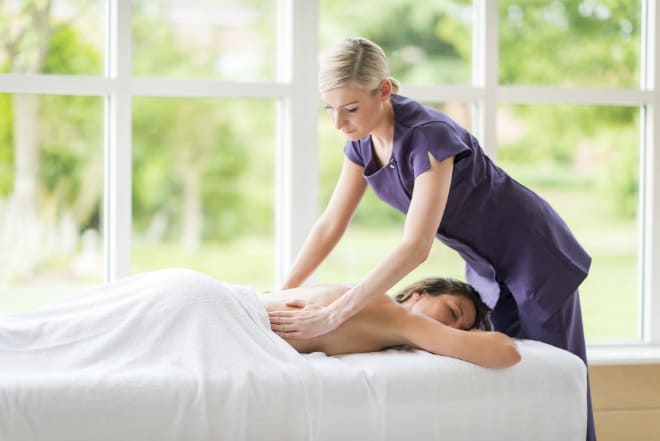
{"left": 344, "top": 94, "right": 596, "bottom": 441}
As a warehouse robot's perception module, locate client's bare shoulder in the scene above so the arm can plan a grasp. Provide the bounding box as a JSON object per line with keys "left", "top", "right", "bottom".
{"left": 286, "top": 293, "right": 411, "bottom": 356}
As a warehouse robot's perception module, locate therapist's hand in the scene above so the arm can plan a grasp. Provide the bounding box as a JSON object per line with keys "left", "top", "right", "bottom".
{"left": 268, "top": 300, "right": 341, "bottom": 339}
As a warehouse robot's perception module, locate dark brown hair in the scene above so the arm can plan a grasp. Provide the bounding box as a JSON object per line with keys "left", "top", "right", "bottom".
{"left": 394, "top": 277, "right": 492, "bottom": 331}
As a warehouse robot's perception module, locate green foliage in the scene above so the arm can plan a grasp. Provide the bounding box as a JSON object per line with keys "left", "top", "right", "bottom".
{"left": 597, "top": 130, "right": 639, "bottom": 219}
{"left": 495, "top": 1, "right": 640, "bottom": 220}
{"left": 0, "top": 95, "right": 13, "bottom": 196}
{"left": 132, "top": 0, "right": 276, "bottom": 80}
{"left": 132, "top": 97, "right": 273, "bottom": 242}
{"left": 42, "top": 24, "right": 101, "bottom": 74}
{"left": 132, "top": 14, "right": 188, "bottom": 77}
{"left": 0, "top": 19, "right": 103, "bottom": 229}
{"left": 499, "top": 0, "right": 640, "bottom": 87}
{"left": 37, "top": 94, "right": 103, "bottom": 230}
{"left": 40, "top": 146, "right": 79, "bottom": 195}
{"left": 130, "top": 8, "right": 276, "bottom": 243}
{"left": 320, "top": 0, "right": 472, "bottom": 84}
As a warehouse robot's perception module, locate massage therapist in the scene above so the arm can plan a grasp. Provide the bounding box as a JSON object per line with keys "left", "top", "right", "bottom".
{"left": 268, "top": 37, "right": 596, "bottom": 441}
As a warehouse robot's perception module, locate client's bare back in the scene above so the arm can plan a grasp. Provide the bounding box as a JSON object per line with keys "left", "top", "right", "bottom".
{"left": 261, "top": 284, "right": 522, "bottom": 369}
{"left": 259, "top": 285, "right": 408, "bottom": 355}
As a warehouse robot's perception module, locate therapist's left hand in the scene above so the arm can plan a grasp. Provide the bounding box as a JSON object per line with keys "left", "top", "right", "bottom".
{"left": 268, "top": 300, "right": 340, "bottom": 339}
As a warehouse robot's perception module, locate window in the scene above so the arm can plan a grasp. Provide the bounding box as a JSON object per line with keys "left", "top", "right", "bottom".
{"left": 318, "top": 0, "right": 655, "bottom": 343}
{"left": 499, "top": 0, "right": 641, "bottom": 88}
{"left": 132, "top": 0, "right": 277, "bottom": 81}
{"left": 0, "top": 93, "right": 104, "bottom": 311}
{"left": 132, "top": 97, "right": 276, "bottom": 290}
{"left": 0, "top": 0, "right": 658, "bottom": 347}
{"left": 497, "top": 104, "right": 640, "bottom": 340}
{"left": 0, "top": 0, "right": 105, "bottom": 76}
{"left": 0, "top": 1, "right": 287, "bottom": 311}
{"left": 319, "top": 0, "right": 473, "bottom": 85}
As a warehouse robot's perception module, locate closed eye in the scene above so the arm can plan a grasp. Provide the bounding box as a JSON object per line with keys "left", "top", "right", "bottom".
{"left": 346, "top": 107, "right": 358, "bottom": 113}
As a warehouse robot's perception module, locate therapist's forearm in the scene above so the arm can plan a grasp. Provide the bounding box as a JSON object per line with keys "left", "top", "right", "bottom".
{"left": 282, "top": 217, "right": 345, "bottom": 289}
{"left": 329, "top": 240, "right": 430, "bottom": 323}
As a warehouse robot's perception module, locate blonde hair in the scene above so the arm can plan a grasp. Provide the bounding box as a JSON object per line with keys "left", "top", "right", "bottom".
{"left": 319, "top": 37, "right": 400, "bottom": 94}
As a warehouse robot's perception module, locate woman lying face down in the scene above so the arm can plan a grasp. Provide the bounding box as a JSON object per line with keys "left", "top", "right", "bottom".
{"left": 393, "top": 278, "right": 491, "bottom": 331}
{"left": 265, "top": 278, "right": 521, "bottom": 369}
{"left": 0, "top": 269, "right": 518, "bottom": 371}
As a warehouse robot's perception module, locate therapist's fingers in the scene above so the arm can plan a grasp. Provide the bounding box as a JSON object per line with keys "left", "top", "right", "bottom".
{"left": 268, "top": 305, "right": 331, "bottom": 339}
{"left": 268, "top": 313, "right": 297, "bottom": 327}
{"left": 269, "top": 311, "right": 299, "bottom": 328}
{"left": 270, "top": 321, "right": 297, "bottom": 331}
{"left": 268, "top": 310, "right": 296, "bottom": 318}
{"left": 271, "top": 323, "right": 305, "bottom": 339}
{"left": 274, "top": 330, "right": 303, "bottom": 339}
{"left": 269, "top": 315, "right": 308, "bottom": 338}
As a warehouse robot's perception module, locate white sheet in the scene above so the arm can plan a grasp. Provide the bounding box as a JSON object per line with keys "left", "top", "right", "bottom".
{"left": 306, "top": 342, "right": 587, "bottom": 440}
{"left": 0, "top": 268, "right": 586, "bottom": 441}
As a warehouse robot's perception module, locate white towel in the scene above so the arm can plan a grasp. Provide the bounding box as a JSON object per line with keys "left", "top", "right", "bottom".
{"left": 0, "top": 268, "right": 321, "bottom": 441}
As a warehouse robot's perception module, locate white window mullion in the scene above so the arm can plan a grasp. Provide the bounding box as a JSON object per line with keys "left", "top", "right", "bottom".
{"left": 473, "top": 0, "right": 498, "bottom": 159}
{"left": 105, "top": 0, "right": 132, "bottom": 281}
{"left": 131, "top": 78, "right": 290, "bottom": 99}
{"left": 0, "top": 74, "right": 114, "bottom": 95}
{"left": 403, "top": 84, "right": 483, "bottom": 103}
{"left": 499, "top": 86, "right": 650, "bottom": 106}
{"left": 275, "top": 0, "right": 292, "bottom": 286}
{"left": 275, "top": 0, "right": 319, "bottom": 286}
{"left": 642, "top": 0, "right": 660, "bottom": 344}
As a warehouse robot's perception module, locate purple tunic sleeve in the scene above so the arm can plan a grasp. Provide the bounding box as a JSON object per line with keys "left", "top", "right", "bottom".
{"left": 343, "top": 140, "right": 364, "bottom": 167}
{"left": 409, "top": 122, "right": 472, "bottom": 179}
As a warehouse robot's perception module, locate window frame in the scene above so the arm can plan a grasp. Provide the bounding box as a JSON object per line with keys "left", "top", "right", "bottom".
{"left": 0, "top": 0, "right": 658, "bottom": 352}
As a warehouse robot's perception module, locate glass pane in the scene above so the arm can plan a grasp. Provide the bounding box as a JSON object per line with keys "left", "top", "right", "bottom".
{"left": 499, "top": 0, "right": 641, "bottom": 88}
{"left": 132, "top": 98, "right": 276, "bottom": 291}
{"left": 0, "top": 1, "right": 104, "bottom": 75}
{"left": 0, "top": 94, "right": 104, "bottom": 312}
{"left": 497, "top": 104, "right": 640, "bottom": 341}
{"left": 424, "top": 101, "right": 473, "bottom": 132}
{"left": 132, "top": 0, "right": 276, "bottom": 81}
{"left": 320, "top": 0, "right": 473, "bottom": 84}
{"left": 317, "top": 102, "right": 471, "bottom": 292}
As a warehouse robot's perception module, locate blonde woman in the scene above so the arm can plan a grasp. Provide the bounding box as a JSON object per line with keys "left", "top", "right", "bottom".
{"left": 268, "top": 37, "right": 595, "bottom": 441}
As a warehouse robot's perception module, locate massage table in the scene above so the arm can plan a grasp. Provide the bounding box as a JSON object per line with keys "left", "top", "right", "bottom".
{"left": 0, "top": 268, "right": 586, "bottom": 440}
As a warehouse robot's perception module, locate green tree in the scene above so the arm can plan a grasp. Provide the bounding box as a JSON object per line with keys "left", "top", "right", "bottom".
{"left": 496, "top": 1, "right": 639, "bottom": 218}
{"left": 0, "top": 0, "right": 55, "bottom": 280}
{"left": 132, "top": 98, "right": 251, "bottom": 249}
{"left": 131, "top": 8, "right": 270, "bottom": 250}
{"left": 41, "top": 23, "right": 102, "bottom": 232}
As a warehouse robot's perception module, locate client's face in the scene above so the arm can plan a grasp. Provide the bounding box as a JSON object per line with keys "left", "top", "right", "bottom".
{"left": 408, "top": 292, "right": 476, "bottom": 331}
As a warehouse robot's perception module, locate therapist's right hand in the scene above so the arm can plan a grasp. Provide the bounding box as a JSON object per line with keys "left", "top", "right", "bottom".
{"left": 268, "top": 301, "right": 341, "bottom": 339}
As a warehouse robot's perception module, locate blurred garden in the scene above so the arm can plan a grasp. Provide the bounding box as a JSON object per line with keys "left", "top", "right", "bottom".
{"left": 0, "top": 0, "right": 642, "bottom": 341}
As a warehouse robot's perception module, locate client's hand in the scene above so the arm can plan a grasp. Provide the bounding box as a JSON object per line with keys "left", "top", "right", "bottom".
{"left": 268, "top": 300, "right": 340, "bottom": 339}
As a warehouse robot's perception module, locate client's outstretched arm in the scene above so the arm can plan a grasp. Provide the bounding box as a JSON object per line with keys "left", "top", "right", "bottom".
{"left": 399, "top": 313, "right": 521, "bottom": 369}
